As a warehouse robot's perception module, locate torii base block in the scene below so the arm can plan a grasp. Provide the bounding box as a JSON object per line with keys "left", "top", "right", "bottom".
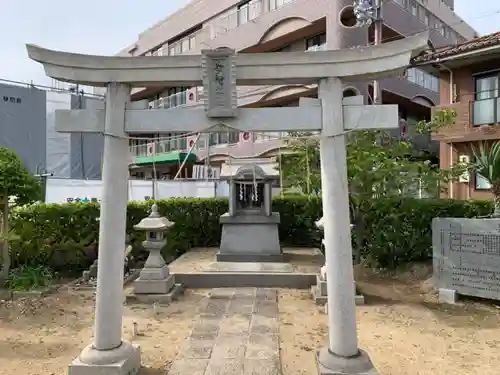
{"left": 315, "top": 348, "right": 379, "bottom": 375}
{"left": 217, "top": 213, "right": 284, "bottom": 262}
{"left": 68, "top": 341, "right": 141, "bottom": 375}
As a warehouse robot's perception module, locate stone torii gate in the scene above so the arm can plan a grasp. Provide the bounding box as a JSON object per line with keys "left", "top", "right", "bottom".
{"left": 27, "top": 21, "right": 428, "bottom": 375}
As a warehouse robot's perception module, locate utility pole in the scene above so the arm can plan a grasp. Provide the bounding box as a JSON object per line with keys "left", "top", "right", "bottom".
{"left": 372, "top": 0, "right": 382, "bottom": 105}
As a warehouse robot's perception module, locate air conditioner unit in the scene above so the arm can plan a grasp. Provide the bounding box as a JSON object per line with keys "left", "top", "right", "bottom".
{"left": 458, "top": 155, "right": 470, "bottom": 183}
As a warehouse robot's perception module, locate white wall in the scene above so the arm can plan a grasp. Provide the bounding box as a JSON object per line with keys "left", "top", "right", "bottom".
{"left": 46, "top": 91, "right": 72, "bottom": 178}
{"left": 45, "top": 178, "right": 229, "bottom": 203}
{"left": 45, "top": 178, "right": 283, "bottom": 203}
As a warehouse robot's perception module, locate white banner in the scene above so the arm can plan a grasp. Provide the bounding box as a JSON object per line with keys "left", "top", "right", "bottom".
{"left": 45, "top": 178, "right": 229, "bottom": 204}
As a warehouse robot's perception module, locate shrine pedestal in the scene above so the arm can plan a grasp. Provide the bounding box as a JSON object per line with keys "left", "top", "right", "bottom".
{"left": 217, "top": 212, "right": 283, "bottom": 262}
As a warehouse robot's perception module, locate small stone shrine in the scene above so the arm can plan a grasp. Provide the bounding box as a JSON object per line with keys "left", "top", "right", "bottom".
{"left": 312, "top": 216, "right": 364, "bottom": 307}
{"left": 217, "top": 158, "right": 282, "bottom": 262}
{"left": 132, "top": 204, "right": 182, "bottom": 302}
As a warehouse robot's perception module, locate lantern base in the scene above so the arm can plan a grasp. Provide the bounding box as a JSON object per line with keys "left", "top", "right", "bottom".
{"left": 133, "top": 271, "right": 175, "bottom": 295}
{"left": 127, "top": 283, "right": 183, "bottom": 304}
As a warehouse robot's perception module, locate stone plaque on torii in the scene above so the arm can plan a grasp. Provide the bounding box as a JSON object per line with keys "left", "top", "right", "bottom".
{"left": 26, "top": 28, "right": 428, "bottom": 375}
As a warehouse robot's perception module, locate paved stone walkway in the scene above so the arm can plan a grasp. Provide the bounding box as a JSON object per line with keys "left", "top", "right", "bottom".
{"left": 168, "top": 288, "right": 281, "bottom": 375}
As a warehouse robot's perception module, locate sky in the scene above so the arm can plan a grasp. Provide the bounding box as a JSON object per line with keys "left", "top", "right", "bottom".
{"left": 1, "top": 0, "right": 499, "bottom": 86}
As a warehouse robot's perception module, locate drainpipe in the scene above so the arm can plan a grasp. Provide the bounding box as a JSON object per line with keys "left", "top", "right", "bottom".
{"left": 437, "top": 60, "right": 455, "bottom": 199}
{"left": 372, "top": 0, "right": 382, "bottom": 105}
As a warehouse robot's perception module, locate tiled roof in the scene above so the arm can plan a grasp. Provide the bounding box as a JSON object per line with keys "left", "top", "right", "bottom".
{"left": 412, "top": 31, "right": 500, "bottom": 63}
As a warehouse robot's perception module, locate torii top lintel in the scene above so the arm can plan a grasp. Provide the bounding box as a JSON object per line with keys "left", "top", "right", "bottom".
{"left": 25, "top": 33, "right": 429, "bottom": 88}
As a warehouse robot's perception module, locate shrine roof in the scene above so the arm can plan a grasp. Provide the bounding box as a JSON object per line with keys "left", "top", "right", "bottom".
{"left": 220, "top": 158, "right": 279, "bottom": 180}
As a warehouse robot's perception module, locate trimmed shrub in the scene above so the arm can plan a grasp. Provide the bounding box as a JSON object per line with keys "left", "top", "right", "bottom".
{"left": 7, "top": 196, "right": 492, "bottom": 272}
{"left": 359, "top": 197, "right": 492, "bottom": 268}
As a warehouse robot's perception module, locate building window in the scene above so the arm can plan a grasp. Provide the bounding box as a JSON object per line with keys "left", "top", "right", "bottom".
{"left": 209, "top": 132, "right": 239, "bottom": 146}
{"left": 476, "top": 75, "right": 498, "bottom": 100}
{"left": 473, "top": 74, "right": 499, "bottom": 126}
{"left": 410, "top": 1, "right": 418, "bottom": 16}
{"left": 238, "top": 0, "right": 261, "bottom": 25}
{"left": 270, "top": 0, "right": 293, "bottom": 10}
{"left": 406, "top": 68, "right": 439, "bottom": 92}
{"left": 306, "top": 33, "right": 326, "bottom": 51}
{"left": 393, "top": 0, "right": 407, "bottom": 7}
{"left": 476, "top": 173, "right": 492, "bottom": 190}
{"left": 168, "top": 34, "right": 196, "bottom": 56}
{"left": 418, "top": 6, "right": 429, "bottom": 25}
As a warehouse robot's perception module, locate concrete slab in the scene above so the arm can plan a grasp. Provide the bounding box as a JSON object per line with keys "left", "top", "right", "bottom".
{"left": 206, "top": 262, "right": 293, "bottom": 273}
{"left": 168, "top": 288, "right": 282, "bottom": 375}
{"left": 216, "top": 252, "right": 285, "bottom": 263}
{"left": 174, "top": 272, "right": 316, "bottom": 289}
{"left": 170, "top": 248, "right": 321, "bottom": 289}
{"left": 169, "top": 248, "right": 323, "bottom": 274}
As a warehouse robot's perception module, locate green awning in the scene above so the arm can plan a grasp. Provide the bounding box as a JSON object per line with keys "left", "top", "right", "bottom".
{"left": 135, "top": 151, "right": 197, "bottom": 166}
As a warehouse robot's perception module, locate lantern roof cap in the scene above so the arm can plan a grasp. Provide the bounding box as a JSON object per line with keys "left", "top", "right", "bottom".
{"left": 134, "top": 204, "right": 174, "bottom": 231}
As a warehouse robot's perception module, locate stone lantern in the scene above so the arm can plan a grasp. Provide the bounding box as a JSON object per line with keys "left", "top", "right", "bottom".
{"left": 132, "top": 204, "right": 178, "bottom": 300}
{"left": 312, "top": 216, "right": 363, "bottom": 306}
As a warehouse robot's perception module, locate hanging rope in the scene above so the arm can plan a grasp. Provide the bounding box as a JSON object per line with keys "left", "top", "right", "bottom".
{"left": 151, "top": 139, "right": 157, "bottom": 200}
{"left": 173, "top": 133, "right": 201, "bottom": 180}
{"left": 305, "top": 138, "right": 311, "bottom": 195}
{"left": 251, "top": 132, "right": 258, "bottom": 197}
{"left": 278, "top": 132, "right": 284, "bottom": 198}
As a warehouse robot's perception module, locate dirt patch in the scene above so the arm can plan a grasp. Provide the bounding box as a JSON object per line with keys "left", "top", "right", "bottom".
{"left": 0, "top": 288, "right": 209, "bottom": 375}
{"left": 1, "top": 264, "right": 500, "bottom": 375}
{"left": 278, "top": 264, "right": 500, "bottom": 375}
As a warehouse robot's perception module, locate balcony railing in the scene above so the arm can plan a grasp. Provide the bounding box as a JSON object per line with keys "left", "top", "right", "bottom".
{"left": 152, "top": 91, "right": 187, "bottom": 109}
{"left": 130, "top": 137, "right": 189, "bottom": 157}
{"left": 472, "top": 98, "right": 500, "bottom": 126}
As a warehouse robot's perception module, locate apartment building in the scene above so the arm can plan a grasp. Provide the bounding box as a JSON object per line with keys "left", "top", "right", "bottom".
{"left": 413, "top": 31, "right": 500, "bottom": 200}
{"left": 119, "top": 0, "right": 477, "bottom": 179}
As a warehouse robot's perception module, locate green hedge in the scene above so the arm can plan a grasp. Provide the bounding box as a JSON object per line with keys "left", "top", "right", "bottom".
{"left": 359, "top": 197, "right": 492, "bottom": 268}
{"left": 7, "top": 196, "right": 492, "bottom": 273}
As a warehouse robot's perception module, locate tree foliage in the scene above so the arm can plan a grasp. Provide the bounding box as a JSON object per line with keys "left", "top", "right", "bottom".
{"left": 0, "top": 147, "right": 41, "bottom": 205}
{"left": 471, "top": 141, "right": 500, "bottom": 217}
{"left": 279, "top": 108, "right": 460, "bottom": 198}
{"left": 278, "top": 108, "right": 461, "bottom": 262}
{"left": 0, "top": 147, "right": 42, "bottom": 282}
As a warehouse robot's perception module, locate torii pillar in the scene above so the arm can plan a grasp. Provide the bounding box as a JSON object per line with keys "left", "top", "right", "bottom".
{"left": 25, "top": 27, "right": 428, "bottom": 375}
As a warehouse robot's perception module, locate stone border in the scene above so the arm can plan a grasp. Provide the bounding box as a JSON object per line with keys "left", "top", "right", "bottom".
{"left": 73, "top": 269, "right": 141, "bottom": 291}
{"left": 125, "top": 283, "right": 184, "bottom": 305}
{"left": 173, "top": 272, "right": 316, "bottom": 289}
